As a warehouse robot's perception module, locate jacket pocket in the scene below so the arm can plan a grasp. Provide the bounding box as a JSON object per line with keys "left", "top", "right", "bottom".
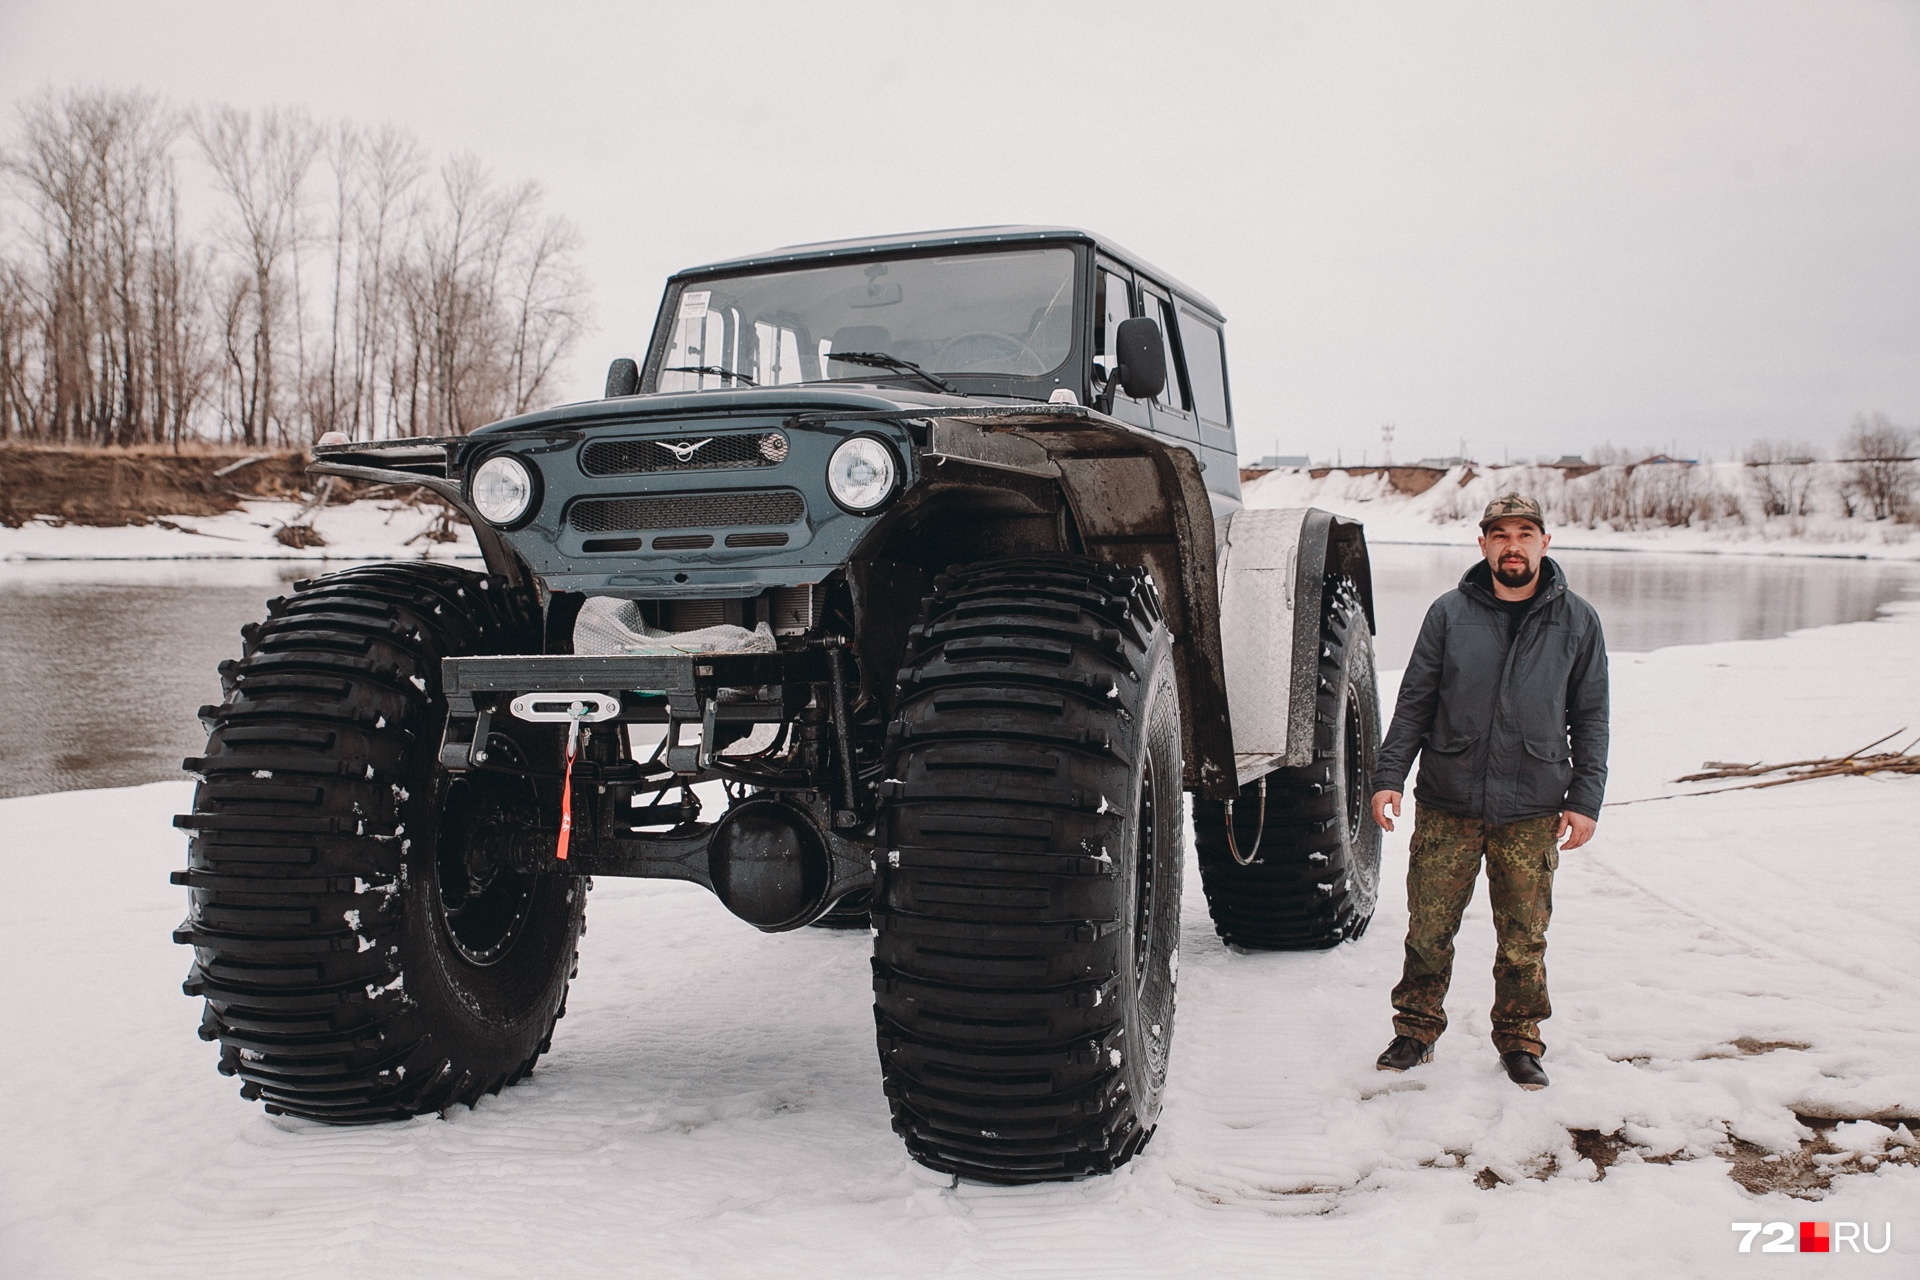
{"left": 1417, "top": 733, "right": 1478, "bottom": 809}
{"left": 1522, "top": 736, "right": 1570, "bottom": 764}
{"left": 1517, "top": 736, "right": 1574, "bottom": 812}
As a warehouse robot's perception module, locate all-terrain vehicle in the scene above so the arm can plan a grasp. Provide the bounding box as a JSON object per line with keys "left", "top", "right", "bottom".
{"left": 174, "top": 226, "right": 1380, "bottom": 1182}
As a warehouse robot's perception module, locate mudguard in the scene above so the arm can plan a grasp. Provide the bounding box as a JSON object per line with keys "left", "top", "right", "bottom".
{"left": 1216, "top": 506, "right": 1374, "bottom": 780}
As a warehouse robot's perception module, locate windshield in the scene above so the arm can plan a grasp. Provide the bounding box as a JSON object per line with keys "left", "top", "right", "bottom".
{"left": 656, "top": 247, "right": 1076, "bottom": 393}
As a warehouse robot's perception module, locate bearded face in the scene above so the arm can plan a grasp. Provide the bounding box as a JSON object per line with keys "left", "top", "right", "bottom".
{"left": 1493, "top": 558, "right": 1537, "bottom": 589}
{"left": 1479, "top": 517, "right": 1549, "bottom": 591}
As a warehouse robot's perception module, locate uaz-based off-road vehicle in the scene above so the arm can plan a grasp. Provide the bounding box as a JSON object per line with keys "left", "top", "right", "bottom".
{"left": 175, "top": 226, "right": 1380, "bottom": 1182}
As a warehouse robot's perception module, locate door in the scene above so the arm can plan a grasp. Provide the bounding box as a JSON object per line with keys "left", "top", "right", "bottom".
{"left": 1139, "top": 283, "right": 1198, "bottom": 445}
{"left": 1093, "top": 262, "right": 1152, "bottom": 430}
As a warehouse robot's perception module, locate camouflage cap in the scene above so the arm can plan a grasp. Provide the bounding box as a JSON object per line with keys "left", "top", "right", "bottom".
{"left": 1480, "top": 492, "right": 1546, "bottom": 531}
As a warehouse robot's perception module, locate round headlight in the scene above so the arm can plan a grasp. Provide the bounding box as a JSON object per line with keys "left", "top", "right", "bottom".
{"left": 826, "top": 436, "right": 898, "bottom": 512}
{"left": 471, "top": 454, "right": 536, "bottom": 526}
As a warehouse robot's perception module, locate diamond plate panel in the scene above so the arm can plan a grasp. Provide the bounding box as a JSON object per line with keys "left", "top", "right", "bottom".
{"left": 1216, "top": 507, "right": 1310, "bottom": 757}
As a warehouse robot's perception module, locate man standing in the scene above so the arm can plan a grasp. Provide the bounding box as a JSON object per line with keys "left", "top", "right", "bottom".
{"left": 1370, "top": 494, "right": 1609, "bottom": 1090}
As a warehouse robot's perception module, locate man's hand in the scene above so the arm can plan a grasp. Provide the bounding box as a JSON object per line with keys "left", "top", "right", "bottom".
{"left": 1371, "top": 790, "right": 1402, "bottom": 832}
{"left": 1557, "top": 811, "right": 1597, "bottom": 850}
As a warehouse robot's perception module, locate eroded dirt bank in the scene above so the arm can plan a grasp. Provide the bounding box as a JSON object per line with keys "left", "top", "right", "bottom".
{"left": 0, "top": 445, "right": 313, "bottom": 527}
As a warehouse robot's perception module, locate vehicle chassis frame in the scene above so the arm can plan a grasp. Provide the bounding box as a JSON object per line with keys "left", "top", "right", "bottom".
{"left": 439, "top": 651, "right": 877, "bottom": 922}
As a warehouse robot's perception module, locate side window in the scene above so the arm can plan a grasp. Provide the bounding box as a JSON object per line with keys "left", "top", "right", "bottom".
{"left": 1095, "top": 267, "right": 1133, "bottom": 381}
{"left": 1094, "top": 266, "right": 1150, "bottom": 427}
{"left": 1176, "top": 307, "right": 1231, "bottom": 428}
{"left": 1140, "top": 286, "right": 1190, "bottom": 413}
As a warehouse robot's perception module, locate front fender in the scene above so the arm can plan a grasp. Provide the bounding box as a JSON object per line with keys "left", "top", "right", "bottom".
{"left": 944, "top": 409, "right": 1235, "bottom": 798}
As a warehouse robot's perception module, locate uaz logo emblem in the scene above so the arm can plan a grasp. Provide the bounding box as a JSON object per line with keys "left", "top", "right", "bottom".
{"left": 654, "top": 438, "right": 713, "bottom": 462}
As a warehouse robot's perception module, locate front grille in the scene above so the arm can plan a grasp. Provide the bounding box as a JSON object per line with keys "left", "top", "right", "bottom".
{"left": 569, "top": 490, "right": 806, "bottom": 534}
{"left": 581, "top": 432, "right": 784, "bottom": 476}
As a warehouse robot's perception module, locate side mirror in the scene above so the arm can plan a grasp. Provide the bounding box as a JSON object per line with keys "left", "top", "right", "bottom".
{"left": 605, "top": 357, "right": 639, "bottom": 398}
{"left": 1114, "top": 317, "right": 1166, "bottom": 401}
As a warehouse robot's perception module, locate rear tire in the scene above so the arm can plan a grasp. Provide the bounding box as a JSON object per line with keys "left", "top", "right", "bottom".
{"left": 174, "top": 563, "right": 585, "bottom": 1121}
{"left": 874, "top": 557, "right": 1183, "bottom": 1182}
{"left": 1195, "top": 575, "right": 1380, "bottom": 950}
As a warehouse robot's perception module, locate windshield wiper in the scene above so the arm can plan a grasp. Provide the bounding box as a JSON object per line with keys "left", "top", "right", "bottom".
{"left": 824, "top": 351, "right": 957, "bottom": 394}
{"left": 662, "top": 365, "right": 756, "bottom": 386}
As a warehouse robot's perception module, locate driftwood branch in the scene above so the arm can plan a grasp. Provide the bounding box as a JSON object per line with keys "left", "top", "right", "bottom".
{"left": 1608, "top": 729, "right": 1919, "bottom": 806}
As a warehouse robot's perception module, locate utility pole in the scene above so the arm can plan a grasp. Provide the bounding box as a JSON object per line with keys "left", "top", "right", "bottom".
{"left": 1381, "top": 423, "right": 1395, "bottom": 466}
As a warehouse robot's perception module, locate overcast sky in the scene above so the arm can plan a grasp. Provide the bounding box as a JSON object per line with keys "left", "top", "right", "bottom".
{"left": 4, "top": 0, "right": 1917, "bottom": 465}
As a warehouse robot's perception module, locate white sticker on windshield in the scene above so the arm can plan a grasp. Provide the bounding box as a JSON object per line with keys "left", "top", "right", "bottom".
{"left": 678, "top": 290, "right": 711, "bottom": 321}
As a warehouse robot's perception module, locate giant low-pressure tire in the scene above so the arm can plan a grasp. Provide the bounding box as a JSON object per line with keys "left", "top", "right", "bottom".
{"left": 173, "top": 563, "right": 586, "bottom": 1121}
{"left": 1195, "top": 575, "right": 1381, "bottom": 950}
{"left": 874, "top": 557, "right": 1183, "bottom": 1183}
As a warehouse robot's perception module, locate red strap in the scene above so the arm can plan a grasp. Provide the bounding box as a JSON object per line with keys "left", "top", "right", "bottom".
{"left": 556, "top": 719, "right": 579, "bottom": 861}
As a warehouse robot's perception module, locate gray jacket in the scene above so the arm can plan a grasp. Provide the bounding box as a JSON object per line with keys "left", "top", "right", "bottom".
{"left": 1374, "top": 556, "right": 1609, "bottom": 823}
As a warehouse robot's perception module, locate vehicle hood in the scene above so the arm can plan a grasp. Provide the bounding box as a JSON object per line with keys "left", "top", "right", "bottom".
{"left": 469, "top": 385, "right": 1020, "bottom": 437}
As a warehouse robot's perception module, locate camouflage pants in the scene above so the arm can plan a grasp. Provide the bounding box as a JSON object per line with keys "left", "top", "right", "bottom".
{"left": 1390, "top": 807, "right": 1559, "bottom": 1056}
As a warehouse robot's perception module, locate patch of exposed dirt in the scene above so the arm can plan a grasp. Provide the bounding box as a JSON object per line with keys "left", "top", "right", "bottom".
{"left": 1701, "top": 1037, "right": 1813, "bottom": 1059}
{"left": 1609, "top": 1038, "right": 1813, "bottom": 1068}
{"left": 0, "top": 444, "right": 314, "bottom": 527}
{"left": 1566, "top": 1128, "right": 1691, "bottom": 1178}
{"left": 273, "top": 523, "right": 327, "bottom": 548}
{"left": 1727, "top": 1117, "right": 1920, "bottom": 1200}
{"left": 1559, "top": 1119, "right": 1918, "bottom": 1200}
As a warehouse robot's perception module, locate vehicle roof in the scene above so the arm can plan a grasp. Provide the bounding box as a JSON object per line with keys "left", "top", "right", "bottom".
{"left": 670, "top": 225, "right": 1223, "bottom": 320}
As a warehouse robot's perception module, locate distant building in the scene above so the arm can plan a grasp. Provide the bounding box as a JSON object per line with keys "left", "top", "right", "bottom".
{"left": 1543, "top": 453, "right": 1601, "bottom": 478}
{"left": 1254, "top": 454, "right": 1311, "bottom": 469}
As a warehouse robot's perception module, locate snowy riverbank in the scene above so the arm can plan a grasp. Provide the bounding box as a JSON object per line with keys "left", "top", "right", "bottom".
{"left": 1247, "top": 465, "right": 1920, "bottom": 560}
{"left": 4, "top": 464, "right": 1918, "bottom": 566}
{"left": 2, "top": 607, "right": 1915, "bottom": 1278}
{"left": 0, "top": 496, "right": 479, "bottom": 563}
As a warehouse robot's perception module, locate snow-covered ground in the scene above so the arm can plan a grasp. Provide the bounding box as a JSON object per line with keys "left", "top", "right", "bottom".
{"left": 6, "top": 461, "right": 1917, "bottom": 567}
{"left": 1247, "top": 465, "right": 1920, "bottom": 560}
{"left": 2, "top": 612, "right": 1915, "bottom": 1278}
{"left": 0, "top": 497, "right": 480, "bottom": 562}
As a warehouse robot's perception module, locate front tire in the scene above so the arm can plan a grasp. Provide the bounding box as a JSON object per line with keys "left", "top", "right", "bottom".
{"left": 1195, "top": 575, "right": 1381, "bottom": 949}
{"left": 174, "top": 564, "right": 585, "bottom": 1121}
{"left": 874, "top": 557, "right": 1183, "bottom": 1182}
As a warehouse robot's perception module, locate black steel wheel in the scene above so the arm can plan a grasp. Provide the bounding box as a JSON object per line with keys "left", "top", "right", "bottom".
{"left": 174, "top": 564, "right": 586, "bottom": 1121}
{"left": 1194, "top": 575, "right": 1381, "bottom": 949}
{"left": 873, "top": 556, "right": 1183, "bottom": 1182}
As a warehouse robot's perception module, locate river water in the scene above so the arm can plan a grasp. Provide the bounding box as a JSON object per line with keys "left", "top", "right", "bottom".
{"left": 2, "top": 547, "right": 1915, "bottom": 799}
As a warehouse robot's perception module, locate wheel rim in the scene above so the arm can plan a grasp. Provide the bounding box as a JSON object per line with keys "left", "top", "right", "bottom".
{"left": 1132, "top": 765, "right": 1158, "bottom": 985}
{"left": 433, "top": 743, "right": 538, "bottom": 966}
{"left": 1343, "top": 686, "right": 1365, "bottom": 834}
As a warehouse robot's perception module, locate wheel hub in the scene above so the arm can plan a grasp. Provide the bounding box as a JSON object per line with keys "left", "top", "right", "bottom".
{"left": 434, "top": 769, "right": 538, "bottom": 966}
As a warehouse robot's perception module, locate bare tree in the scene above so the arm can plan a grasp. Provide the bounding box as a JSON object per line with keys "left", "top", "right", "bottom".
{"left": 1743, "top": 438, "right": 1818, "bottom": 517}
{"left": 1843, "top": 413, "right": 1916, "bottom": 521}
{"left": 1, "top": 87, "right": 210, "bottom": 445}
{"left": 502, "top": 202, "right": 586, "bottom": 415}
{"left": 349, "top": 126, "right": 427, "bottom": 439}
{"left": 391, "top": 154, "right": 586, "bottom": 436}
{"left": 196, "top": 105, "right": 321, "bottom": 445}
{"left": 3, "top": 94, "right": 585, "bottom": 447}
{"left": 0, "top": 257, "right": 38, "bottom": 438}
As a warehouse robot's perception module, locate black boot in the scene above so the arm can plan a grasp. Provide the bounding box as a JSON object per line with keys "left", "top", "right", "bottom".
{"left": 1376, "top": 1035, "right": 1433, "bottom": 1072}
{"left": 1501, "top": 1051, "right": 1549, "bottom": 1090}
